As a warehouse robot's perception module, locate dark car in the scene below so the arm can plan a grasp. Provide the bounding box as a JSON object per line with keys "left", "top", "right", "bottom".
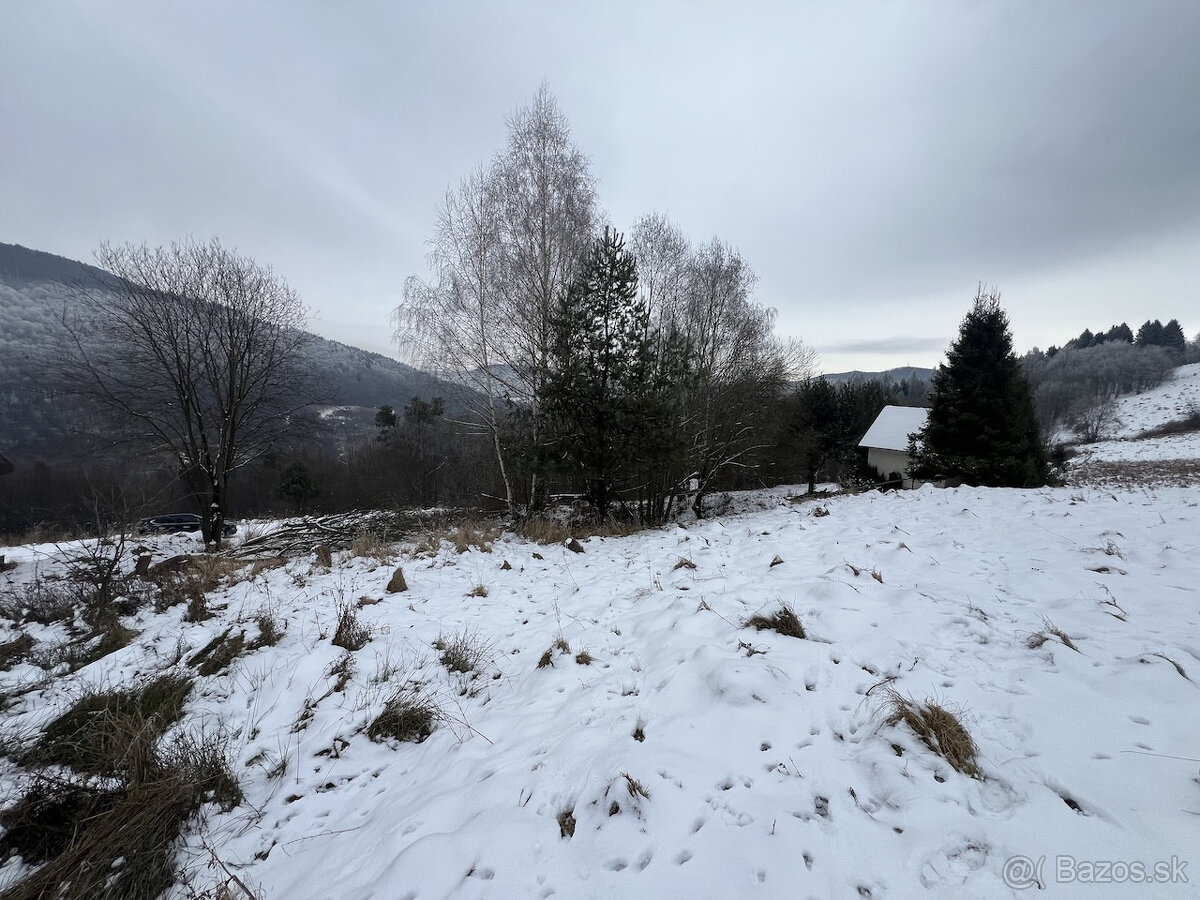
{"left": 136, "top": 513, "right": 237, "bottom": 537}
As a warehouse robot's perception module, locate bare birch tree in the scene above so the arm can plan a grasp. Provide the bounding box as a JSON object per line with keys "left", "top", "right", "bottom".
{"left": 395, "top": 164, "right": 519, "bottom": 513}
{"left": 62, "top": 237, "right": 314, "bottom": 547}
{"left": 493, "top": 83, "right": 597, "bottom": 507}
{"left": 630, "top": 226, "right": 814, "bottom": 513}
{"left": 396, "top": 84, "right": 596, "bottom": 514}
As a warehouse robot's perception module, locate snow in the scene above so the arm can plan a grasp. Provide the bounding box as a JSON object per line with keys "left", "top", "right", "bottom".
{"left": 859, "top": 405, "right": 929, "bottom": 451}
{"left": 3, "top": 479, "right": 1199, "bottom": 898}
{"left": 1107, "top": 363, "right": 1200, "bottom": 439}
{"left": 1070, "top": 362, "right": 1200, "bottom": 472}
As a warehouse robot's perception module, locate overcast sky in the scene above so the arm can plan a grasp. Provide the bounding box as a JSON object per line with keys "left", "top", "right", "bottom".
{"left": 3, "top": 1, "right": 1198, "bottom": 374}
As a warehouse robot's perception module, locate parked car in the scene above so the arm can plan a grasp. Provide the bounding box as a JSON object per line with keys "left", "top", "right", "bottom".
{"left": 136, "top": 513, "right": 237, "bottom": 537}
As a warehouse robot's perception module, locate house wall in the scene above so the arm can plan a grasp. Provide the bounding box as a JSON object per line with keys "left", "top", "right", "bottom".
{"left": 867, "top": 448, "right": 914, "bottom": 487}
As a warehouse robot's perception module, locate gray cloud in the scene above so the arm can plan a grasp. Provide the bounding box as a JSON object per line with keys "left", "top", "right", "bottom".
{"left": 3, "top": 1, "right": 1198, "bottom": 373}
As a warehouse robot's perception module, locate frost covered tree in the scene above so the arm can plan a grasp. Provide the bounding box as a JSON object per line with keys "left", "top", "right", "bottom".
{"left": 62, "top": 238, "right": 314, "bottom": 547}
{"left": 910, "top": 288, "right": 1047, "bottom": 487}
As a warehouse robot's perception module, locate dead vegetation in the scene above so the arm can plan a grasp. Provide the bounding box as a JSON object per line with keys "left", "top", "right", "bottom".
{"left": 367, "top": 685, "right": 443, "bottom": 744}
{"left": 1026, "top": 619, "right": 1079, "bottom": 652}
{"left": 744, "top": 603, "right": 806, "bottom": 639}
{"left": 0, "top": 673, "right": 240, "bottom": 900}
{"left": 434, "top": 629, "right": 494, "bottom": 676}
{"left": 189, "top": 628, "right": 247, "bottom": 676}
{"left": 413, "top": 520, "right": 502, "bottom": 556}
{"left": 512, "top": 515, "right": 644, "bottom": 545}
{"left": 881, "top": 690, "right": 982, "bottom": 779}
{"left": 332, "top": 601, "right": 371, "bottom": 651}
{"left": 537, "top": 637, "right": 572, "bottom": 669}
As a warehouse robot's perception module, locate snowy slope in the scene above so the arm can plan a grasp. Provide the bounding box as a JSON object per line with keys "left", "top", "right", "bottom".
{"left": 1107, "top": 363, "right": 1200, "bottom": 439}
{"left": 3, "top": 484, "right": 1199, "bottom": 899}
{"left": 1067, "top": 364, "right": 1200, "bottom": 488}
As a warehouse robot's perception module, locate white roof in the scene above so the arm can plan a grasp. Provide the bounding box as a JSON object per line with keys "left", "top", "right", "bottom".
{"left": 858, "top": 405, "right": 929, "bottom": 451}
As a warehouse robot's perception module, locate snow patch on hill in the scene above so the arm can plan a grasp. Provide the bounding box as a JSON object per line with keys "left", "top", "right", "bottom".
{"left": 2, "top": 484, "right": 1198, "bottom": 898}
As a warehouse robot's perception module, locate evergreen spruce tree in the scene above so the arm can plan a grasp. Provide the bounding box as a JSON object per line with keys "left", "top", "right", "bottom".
{"left": 909, "top": 289, "right": 1047, "bottom": 487}
{"left": 1161, "top": 318, "right": 1187, "bottom": 354}
{"left": 543, "top": 228, "right": 685, "bottom": 521}
{"left": 1136, "top": 319, "right": 1165, "bottom": 347}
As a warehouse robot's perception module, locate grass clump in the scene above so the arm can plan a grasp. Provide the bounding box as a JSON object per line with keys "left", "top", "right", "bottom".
{"left": 350, "top": 531, "right": 394, "bottom": 564}
{"left": 332, "top": 601, "right": 371, "bottom": 651}
{"left": 0, "top": 633, "right": 35, "bottom": 671}
{"left": 252, "top": 607, "right": 284, "bottom": 648}
{"left": 189, "top": 628, "right": 247, "bottom": 676}
{"left": 744, "top": 603, "right": 806, "bottom": 639}
{"left": 367, "top": 686, "right": 442, "bottom": 744}
{"left": 25, "top": 674, "right": 194, "bottom": 777}
{"left": 537, "top": 636, "right": 572, "bottom": 669}
{"left": 881, "top": 690, "right": 982, "bottom": 778}
{"left": 434, "top": 629, "right": 493, "bottom": 675}
{"left": 0, "top": 730, "right": 240, "bottom": 900}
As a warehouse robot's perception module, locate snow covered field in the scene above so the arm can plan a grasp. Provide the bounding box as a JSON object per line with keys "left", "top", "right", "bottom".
{"left": 2, "top": 479, "right": 1199, "bottom": 899}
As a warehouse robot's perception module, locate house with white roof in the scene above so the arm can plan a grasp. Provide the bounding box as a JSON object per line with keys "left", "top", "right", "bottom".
{"left": 858, "top": 405, "right": 929, "bottom": 487}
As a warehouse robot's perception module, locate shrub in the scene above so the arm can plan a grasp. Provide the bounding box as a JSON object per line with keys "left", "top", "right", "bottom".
{"left": 744, "top": 603, "right": 806, "bottom": 639}
{"left": 0, "top": 579, "right": 78, "bottom": 626}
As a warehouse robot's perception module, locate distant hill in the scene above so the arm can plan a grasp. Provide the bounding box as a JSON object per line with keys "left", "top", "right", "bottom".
{"left": 822, "top": 366, "right": 934, "bottom": 385}
{"left": 0, "top": 242, "right": 453, "bottom": 464}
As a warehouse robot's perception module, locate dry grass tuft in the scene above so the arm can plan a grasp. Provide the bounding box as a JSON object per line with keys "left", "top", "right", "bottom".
{"left": 367, "top": 685, "right": 442, "bottom": 744}
{"left": 881, "top": 690, "right": 982, "bottom": 778}
{"left": 349, "top": 531, "right": 394, "bottom": 564}
{"left": 672, "top": 557, "right": 696, "bottom": 571}
{"left": 557, "top": 807, "right": 576, "bottom": 838}
{"left": 575, "top": 649, "right": 594, "bottom": 665}
{"left": 537, "top": 637, "right": 572, "bottom": 669}
{"left": 1027, "top": 618, "right": 1079, "bottom": 652}
{"left": 744, "top": 603, "right": 806, "bottom": 639}
{"left": 189, "top": 628, "right": 247, "bottom": 676}
{"left": 466, "top": 582, "right": 489, "bottom": 598}
{"left": 1, "top": 721, "right": 239, "bottom": 900}
{"left": 332, "top": 601, "right": 371, "bottom": 651}
{"left": 0, "top": 633, "right": 34, "bottom": 671}
{"left": 434, "top": 629, "right": 494, "bottom": 676}
{"left": 251, "top": 607, "right": 284, "bottom": 648}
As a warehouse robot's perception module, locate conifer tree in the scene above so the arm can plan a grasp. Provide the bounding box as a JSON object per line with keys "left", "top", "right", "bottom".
{"left": 909, "top": 288, "right": 1047, "bottom": 487}
{"left": 1161, "top": 318, "right": 1187, "bottom": 354}
{"left": 543, "top": 228, "right": 685, "bottom": 520}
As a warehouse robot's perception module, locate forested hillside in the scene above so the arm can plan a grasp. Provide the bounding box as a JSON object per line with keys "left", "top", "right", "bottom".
{"left": 0, "top": 243, "right": 445, "bottom": 464}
